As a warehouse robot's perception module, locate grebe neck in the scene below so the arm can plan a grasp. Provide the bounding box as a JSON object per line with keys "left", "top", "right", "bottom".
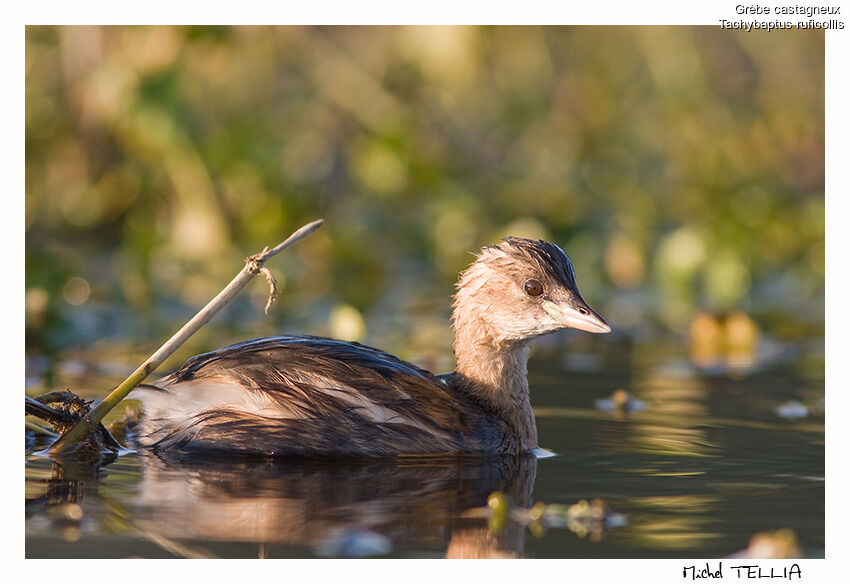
{"left": 451, "top": 315, "right": 538, "bottom": 451}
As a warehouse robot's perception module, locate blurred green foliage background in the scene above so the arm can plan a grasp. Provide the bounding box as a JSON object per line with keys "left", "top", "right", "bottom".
{"left": 25, "top": 26, "right": 824, "bottom": 368}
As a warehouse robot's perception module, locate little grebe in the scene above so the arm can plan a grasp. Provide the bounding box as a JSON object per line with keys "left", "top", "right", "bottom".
{"left": 134, "top": 237, "right": 610, "bottom": 456}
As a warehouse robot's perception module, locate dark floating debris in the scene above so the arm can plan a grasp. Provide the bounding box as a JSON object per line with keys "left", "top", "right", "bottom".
{"left": 594, "top": 389, "right": 647, "bottom": 414}
{"left": 25, "top": 391, "right": 121, "bottom": 465}
{"left": 469, "top": 492, "right": 627, "bottom": 542}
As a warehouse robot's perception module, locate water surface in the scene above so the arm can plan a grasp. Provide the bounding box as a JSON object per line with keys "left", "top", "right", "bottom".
{"left": 25, "top": 331, "right": 824, "bottom": 558}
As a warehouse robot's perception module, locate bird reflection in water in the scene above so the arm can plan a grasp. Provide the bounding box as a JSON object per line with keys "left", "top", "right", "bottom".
{"left": 127, "top": 451, "right": 539, "bottom": 558}
{"left": 27, "top": 445, "right": 632, "bottom": 557}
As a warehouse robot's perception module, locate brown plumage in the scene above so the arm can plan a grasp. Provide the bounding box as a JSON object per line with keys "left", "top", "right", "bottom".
{"left": 133, "top": 237, "right": 610, "bottom": 456}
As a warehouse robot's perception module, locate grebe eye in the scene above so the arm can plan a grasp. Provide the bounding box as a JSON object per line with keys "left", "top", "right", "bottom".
{"left": 523, "top": 279, "right": 544, "bottom": 297}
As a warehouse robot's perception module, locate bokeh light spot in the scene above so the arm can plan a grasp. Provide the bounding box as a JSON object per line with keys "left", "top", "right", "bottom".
{"left": 329, "top": 304, "right": 366, "bottom": 342}
{"left": 62, "top": 277, "right": 91, "bottom": 306}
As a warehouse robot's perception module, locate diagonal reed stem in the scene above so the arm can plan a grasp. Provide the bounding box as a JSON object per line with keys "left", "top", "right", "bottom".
{"left": 48, "top": 219, "right": 324, "bottom": 455}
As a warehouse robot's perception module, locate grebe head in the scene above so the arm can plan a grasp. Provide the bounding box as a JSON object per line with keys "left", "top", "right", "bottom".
{"left": 453, "top": 237, "right": 611, "bottom": 344}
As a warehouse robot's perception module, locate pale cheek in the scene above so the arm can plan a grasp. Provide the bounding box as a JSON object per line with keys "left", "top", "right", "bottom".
{"left": 496, "top": 310, "right": 560, "bottom": 340}
{"left": 474, "top": 277, "right": 561, "bottom": 338}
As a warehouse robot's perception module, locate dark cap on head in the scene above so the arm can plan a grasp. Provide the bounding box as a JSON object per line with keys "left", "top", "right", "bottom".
{"left": 492, "top": 237, "right": 578, "bottom": 291}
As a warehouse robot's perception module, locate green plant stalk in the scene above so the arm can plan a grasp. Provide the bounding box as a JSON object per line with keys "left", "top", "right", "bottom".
{"left": 48, "top": 219, "right": 324, "bottom": 455}
{"left": 26, "top": 420, "right": 59, "bottom": 437}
